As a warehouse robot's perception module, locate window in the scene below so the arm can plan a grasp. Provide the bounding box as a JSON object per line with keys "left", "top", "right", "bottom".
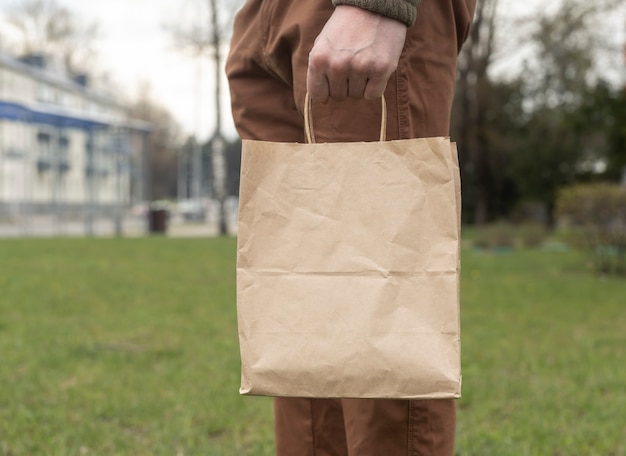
{"left": 58, "top": 135, "right": 70, "bottom": 172}
{"left": 37, "top": 131, "right": 52, "bottom": 172}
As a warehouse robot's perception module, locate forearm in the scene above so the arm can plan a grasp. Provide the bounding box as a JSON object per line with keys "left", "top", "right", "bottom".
{"left": 331, "top": 0, "right": 421, "bottom": 26}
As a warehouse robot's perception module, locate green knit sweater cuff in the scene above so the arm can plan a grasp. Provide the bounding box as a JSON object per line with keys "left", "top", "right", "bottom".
{"left": 332, "top": 0, "right": 420, "bottom": 27}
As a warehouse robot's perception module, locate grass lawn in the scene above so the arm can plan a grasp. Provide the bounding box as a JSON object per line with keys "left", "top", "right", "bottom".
{"left": 0, "top": 237, "right": 624, "bottom": 455}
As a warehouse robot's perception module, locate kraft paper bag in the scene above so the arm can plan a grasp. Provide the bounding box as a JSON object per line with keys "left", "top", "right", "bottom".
{"left": 236, "top": 96, "right": 462, "bottom": 399}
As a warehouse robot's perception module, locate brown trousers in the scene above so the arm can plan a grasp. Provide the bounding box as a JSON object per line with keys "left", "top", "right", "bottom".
{"left": 226, "top": 0, "right": 475, "bottom": 454}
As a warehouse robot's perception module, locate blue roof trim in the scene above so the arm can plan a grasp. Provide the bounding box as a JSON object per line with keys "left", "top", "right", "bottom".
{"left": 0, "top": 100, "right": 140, "bottom": 130}
{"left": 0, "top": 101, "right": 31, "bottom": 121}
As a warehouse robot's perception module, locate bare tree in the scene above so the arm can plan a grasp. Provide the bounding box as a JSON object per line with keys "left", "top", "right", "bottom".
{"left": 166, "top": 0, "right": 241, "bottom": 234}
{"left": 5, "top": 0, "right": 99, "bottom": 74}
{"left": 523, "top": 0, "right": 625, "bottom": 109}
{"left": 452, "top": 0, "right": 626, "bottom": 225}
{"left": 453, "top": 0, "right": 501, "bottom": 225}
{"left": 166, "top": 0, "right": 240, "bottom": 135}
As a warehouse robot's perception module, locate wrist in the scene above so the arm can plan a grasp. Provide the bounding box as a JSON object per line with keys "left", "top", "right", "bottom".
{"left": 332, "top": 0, "right": 417, "bottom": 27}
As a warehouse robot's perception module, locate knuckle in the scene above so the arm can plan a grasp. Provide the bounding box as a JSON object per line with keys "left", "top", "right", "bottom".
{"left": 327, "top": 57, "right": 348, "bottom": 76}
{"left": 369, "top": 59, "right": 393, "bottom": 77}
{"left": 350, "top": 58, "right": 370, "bottom": 77}
{"left": 308, "top": 52, "right": 326, "bottom": 71}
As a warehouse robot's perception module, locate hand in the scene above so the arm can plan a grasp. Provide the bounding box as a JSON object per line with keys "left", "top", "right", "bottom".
{"left": 307, "top": 5, "right": 407, "bottom": 102}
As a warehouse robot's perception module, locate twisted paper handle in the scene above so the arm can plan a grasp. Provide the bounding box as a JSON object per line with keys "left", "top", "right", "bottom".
{"left": 304, "top": 93, "right": 387, "bottom": 144}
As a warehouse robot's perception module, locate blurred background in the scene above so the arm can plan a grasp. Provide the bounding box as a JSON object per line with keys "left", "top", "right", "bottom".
{"left": 0, "top": 0, "right": 244, "bottom": 238}
{"left": 0, "top": 0, "right": 624, "bottom": 240}
{"left": 0, "top": 0, "right": 625, "bottom": 454}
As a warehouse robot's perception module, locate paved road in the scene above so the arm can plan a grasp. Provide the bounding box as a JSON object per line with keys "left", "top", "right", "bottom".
{"left": 0, "top": 214, "right": 236, "bottom": 238}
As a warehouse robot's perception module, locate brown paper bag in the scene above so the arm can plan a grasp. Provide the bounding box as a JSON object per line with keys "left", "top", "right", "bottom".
{"left": 236, "top": 96, "right": 462, "bottom": 399}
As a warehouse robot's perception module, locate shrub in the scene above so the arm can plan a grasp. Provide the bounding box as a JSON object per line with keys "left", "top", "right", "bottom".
{"left": 517, "top": 223, "right": 548, "bottom": 248}
{"left": 556, "top": 183, "right": 626, "bottom": 275}
{"left": 473, "top": 221, "right": 549, "bottom": 251}
{"left": 474, "top": 221, "right": 516, "bottom": 250}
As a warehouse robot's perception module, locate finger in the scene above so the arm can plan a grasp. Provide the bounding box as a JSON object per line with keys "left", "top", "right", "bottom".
{"left": 347, "top": 76, "right": 367, "bottom": 99}
{"left": 363, "top": 75, "right": 389, "bottom": 100}
{"left": 306, "top": 51, "right": 330, "bottom": 103}
{"left": 327, "top": 71, "right": 349, "bottom": 101}
{"left": 307, "top": 57, "right": 330, "bottom": 103}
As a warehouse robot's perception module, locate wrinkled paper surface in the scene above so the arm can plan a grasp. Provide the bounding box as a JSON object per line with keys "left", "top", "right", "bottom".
{"left": 236, "top": 137, "right": 461, "bottom": 399}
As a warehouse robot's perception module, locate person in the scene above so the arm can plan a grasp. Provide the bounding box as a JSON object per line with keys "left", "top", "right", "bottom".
{"left": 226, "top": 0, "right": 476, "bottom": 454}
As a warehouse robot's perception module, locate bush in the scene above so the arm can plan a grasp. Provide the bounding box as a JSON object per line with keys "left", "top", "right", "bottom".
{"left": 474, "top": 221, "right": 516, "bottom": 250}
{"left": 473, "top": 221, "right": 548, "bottom": 251}
{"left": 556, "top": 183, "right": 626, "bottom": 275}
{"left": 517, "top": 223, "right": 548, "bottom": 248}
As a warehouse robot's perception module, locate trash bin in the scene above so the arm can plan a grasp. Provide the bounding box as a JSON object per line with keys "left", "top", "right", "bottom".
{"left": 148, "top": 208, "right": 168, "bottom": 234}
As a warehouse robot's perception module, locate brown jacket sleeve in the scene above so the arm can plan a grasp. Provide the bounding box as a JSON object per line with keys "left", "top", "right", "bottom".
{"left": 331, "top": 0, "right": 420, "bottom": 26}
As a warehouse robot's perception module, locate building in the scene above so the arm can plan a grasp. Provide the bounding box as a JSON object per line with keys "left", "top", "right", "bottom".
{"left": 0, "top": 52, "right": 150, "bottom": 229}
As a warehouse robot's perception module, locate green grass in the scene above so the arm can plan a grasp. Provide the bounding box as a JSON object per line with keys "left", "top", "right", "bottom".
{"left": 0, "top": 237, "right": 273, "bottom": 455}
{"left": 0, "top": 238, "right": 625, "bottom": 455}
{"left": 458, "top": 248, "right": 626, "bottom": 455}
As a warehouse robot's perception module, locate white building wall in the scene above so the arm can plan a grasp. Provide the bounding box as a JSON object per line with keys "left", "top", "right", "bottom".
{"left": 65, "top": 129, "right": 86, "bottom": 203}
{"left": 0, "top": 120, "right": 31, "bottom": 206}
{"left": 0, "top": 54, "right": 147, "bottom": 217}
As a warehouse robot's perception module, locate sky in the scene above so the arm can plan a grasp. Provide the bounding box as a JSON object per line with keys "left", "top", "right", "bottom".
{"left": 0, "top": 0, "right": 624, "bottom": 142}
{"left": 61, "top": 0, "right": 242, "bottom": 141}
